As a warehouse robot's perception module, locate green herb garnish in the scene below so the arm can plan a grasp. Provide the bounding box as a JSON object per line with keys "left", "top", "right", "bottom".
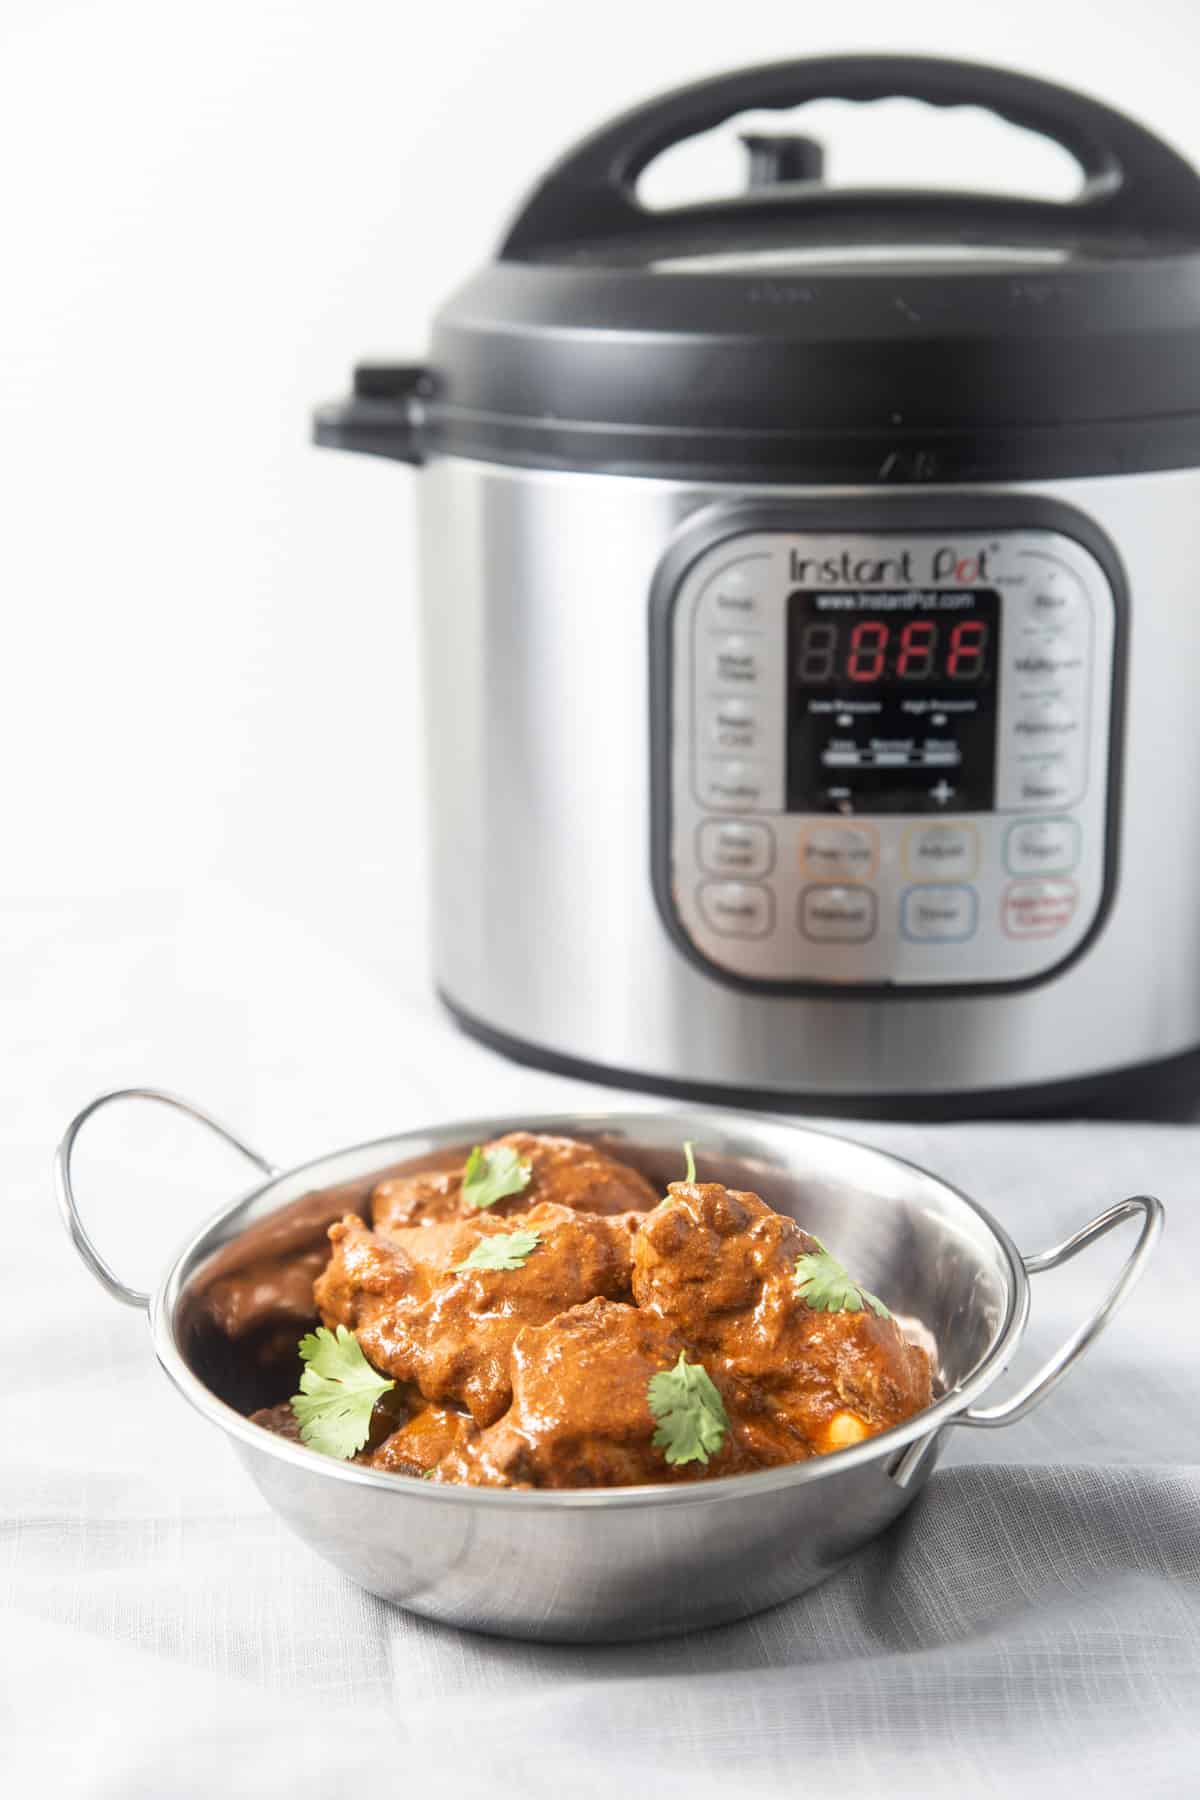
{"left": 682, "top": 1140, "right": 697, "bottom": 1183}
{"left": 461, "top": 1143, "right": 532, "bottom": 1210}
{"left": 793, "top": 1238, "right": 891, "bottom": 1319}
{"left": 290, "top": 1325, "right": 394, "bottom": 1460}
{"left": 454, "top": 1227, "right": 541, "bottom": 1273}
{"left": 647, "top": 1352, "right": 730, "bottom": 1467}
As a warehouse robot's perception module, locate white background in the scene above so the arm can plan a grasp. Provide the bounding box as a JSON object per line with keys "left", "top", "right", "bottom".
{"left": 5, "top": 0, "right": 1200, "bottom": 1245}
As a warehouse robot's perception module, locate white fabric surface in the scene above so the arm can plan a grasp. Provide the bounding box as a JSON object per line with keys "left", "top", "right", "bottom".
{"left": 5, "top": 889, "right": 1199, "bottom": 1798}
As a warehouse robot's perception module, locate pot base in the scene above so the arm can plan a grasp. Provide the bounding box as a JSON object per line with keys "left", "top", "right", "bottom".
{"left": 440, "top": 990, "right": 1200, "bottom": 1123}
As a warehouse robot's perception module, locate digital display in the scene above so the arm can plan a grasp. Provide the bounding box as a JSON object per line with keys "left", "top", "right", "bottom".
{"left": 787, "top": 589, "right": 1001, "bottom": 814}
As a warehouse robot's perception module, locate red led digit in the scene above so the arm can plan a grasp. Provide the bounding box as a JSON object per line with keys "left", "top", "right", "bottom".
{"left": 847, "top": 620, "right": 888, "bottom": 682}
{"left": 897, "top": 619, "right": 937, "bottom": 679}
{"left": 947, "top": 618, "right": 989, "bottom": 680}
{"left": 797, "top": 620, "right": 838, "bottom": 681}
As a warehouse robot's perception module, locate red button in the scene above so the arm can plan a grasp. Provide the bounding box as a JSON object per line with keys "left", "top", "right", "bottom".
{"left": 1003, "top": 879, "right": 1079, "bottom": 939}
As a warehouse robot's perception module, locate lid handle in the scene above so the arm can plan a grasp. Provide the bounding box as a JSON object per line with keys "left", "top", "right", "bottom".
{"left": 500, "top": 54, "right": 1200, "bottom": 257}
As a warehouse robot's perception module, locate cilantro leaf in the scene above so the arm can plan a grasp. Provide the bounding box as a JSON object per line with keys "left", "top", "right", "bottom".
{"left": 290, "top": 1325, "right": 394, "bottom": 1460}
{"left": 647, "top": 1352, "right": 730, "bottom": 1467}
{"left": 454, "top": 1228, "right": 542, "bottom": 1273}
{"left": 793, "top": 1238, "right": 891, "bottom": 1319}
{"left": 461, "top": 1143, "right": 532, "bottom": 1210}
{"left": 682, "top": 1140, "right": 697, "bottom": 1183}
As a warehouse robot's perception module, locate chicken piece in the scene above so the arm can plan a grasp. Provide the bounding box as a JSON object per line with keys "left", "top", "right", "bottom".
{"left": 314, "top": 1201, "right": 639, "bottom": 1425}
{"left": 248, "top": 1399, "right": 304, "bottom": 1445}
{"left": 436, "top": 1298, "right": 753, "bottom": 1489}
{"left": 370, "top": 1166, "right": 463, "bottom": 1231}
{"left": 201, "top": 1244, "right": 329, "bottom": 1342}
{"left": 633, "top": 1181, "right": 932, "bottom": 1457}
{"left": 369, "top": 1403, "right": 473, "bottom": 1475}
{"left": 371, "top": 1131, "right": 658, "bottom": 1230}
{"left": 188, "top": 1185, "right": 379, "bottom": 1345}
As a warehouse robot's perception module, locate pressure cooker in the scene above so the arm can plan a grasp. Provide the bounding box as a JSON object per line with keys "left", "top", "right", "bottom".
{"left": 314, "top": 54, "right": 1200, "bottom": 1117}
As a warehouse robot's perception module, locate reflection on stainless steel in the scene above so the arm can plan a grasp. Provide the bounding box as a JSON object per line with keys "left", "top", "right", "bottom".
{"left": 57, "top": 1094, "right": 1162, "bottom": 1642}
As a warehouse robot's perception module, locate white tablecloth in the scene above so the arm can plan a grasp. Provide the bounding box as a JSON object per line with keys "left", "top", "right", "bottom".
{"left": 5, "top": 890, "right": 1199, "bottom": 1798}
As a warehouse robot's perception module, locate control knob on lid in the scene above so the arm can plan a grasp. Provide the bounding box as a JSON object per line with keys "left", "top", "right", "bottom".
{"left": 740, "top": 132, "right": 825, "bottom": 187}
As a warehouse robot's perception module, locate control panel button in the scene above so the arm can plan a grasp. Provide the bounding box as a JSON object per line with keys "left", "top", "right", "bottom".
{"left": 698, "top": 881, "right": 774, "bottom": 938}
{"left": 1009, "top": 644, "right": 1087, "bottom": 682}
{"left": 1005, "top": 816, "right": 1080, "bottom": 876}
{"left": 696, "top": 760, "right": 771, "bottom": 811}
{"left": 1003, "top": 879, "right": 1078, "bottom": 938}
{"left": 704, "top": 696, "right": 763, "bottom": 753}
{"left": 1012, "top": 765, "right": 1082, "bottom": 809}
{"left": 799, "top": 823, "right": 878, "bottom": 881}
{"left": 902, "top": 821, "right": 979, "bottom": 882}
{"left": 1021, "top": 577, "right": 1088, "bottom": 629}
{"left": 705, "top": 635, "right": 764, "bottom": 689}
{"left": 699, "top": 561, "right": 769, "bottom": 630}
{"left": 900, "top": 884, "right": 978, "bottom": 943}
{"left": 697, "top": 819, "right": 775, "bottom": 879}
{"left": 800, "top": 885, "right": 877, "bottom": 943}
{"left": 1012, "top": 697, "right": 1082, "bottom": 743}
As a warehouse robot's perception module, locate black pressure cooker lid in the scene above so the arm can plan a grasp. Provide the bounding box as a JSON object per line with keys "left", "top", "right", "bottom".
{"left": 316, "top": 55, "right": 1200, "bottom": 483}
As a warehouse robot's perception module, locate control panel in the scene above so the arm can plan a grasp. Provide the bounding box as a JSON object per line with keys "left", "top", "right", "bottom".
{"left": 656, "top": 520, "right": 1120, "bottom": 990}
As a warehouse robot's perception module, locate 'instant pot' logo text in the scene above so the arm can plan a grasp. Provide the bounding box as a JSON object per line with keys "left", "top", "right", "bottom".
{"left": 788, "top": 546, "right": 992, "bottom": 585}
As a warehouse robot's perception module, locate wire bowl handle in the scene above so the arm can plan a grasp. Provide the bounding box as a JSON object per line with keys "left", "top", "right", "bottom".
{"left": 55, "top": 1087, "right": 280, "bottom": 1311}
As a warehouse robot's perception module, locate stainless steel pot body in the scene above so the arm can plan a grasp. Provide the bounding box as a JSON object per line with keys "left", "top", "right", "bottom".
{"left": 57, "top": 1094, "right": 1161, "bottom": 1642}
{"left": 417, "top": 459, "right": 1200, "bottom": 1105}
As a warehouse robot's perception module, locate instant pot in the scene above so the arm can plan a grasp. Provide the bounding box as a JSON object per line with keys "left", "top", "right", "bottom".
{"left": 315, "top": 54, "right": 1200, "bottom": 1117}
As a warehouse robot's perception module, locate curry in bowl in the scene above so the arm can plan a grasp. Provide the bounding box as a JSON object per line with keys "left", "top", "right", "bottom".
{"left": 192, "top": 1131, "right": 933, "bottom": 1488}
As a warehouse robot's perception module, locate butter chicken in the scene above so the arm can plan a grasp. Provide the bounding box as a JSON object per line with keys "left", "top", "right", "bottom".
{"left": 227, "top": 1132, "right": 932, "bottom": 1487}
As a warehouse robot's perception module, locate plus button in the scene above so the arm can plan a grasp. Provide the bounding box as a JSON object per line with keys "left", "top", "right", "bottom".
{"left": 930, "top": 780, "right": 955, "bottom": 807}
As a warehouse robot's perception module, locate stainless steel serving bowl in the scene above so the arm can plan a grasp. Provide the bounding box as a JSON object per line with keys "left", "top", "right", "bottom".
{"left": 56, "top": 1090, "right": 1162, "bottom": 1643}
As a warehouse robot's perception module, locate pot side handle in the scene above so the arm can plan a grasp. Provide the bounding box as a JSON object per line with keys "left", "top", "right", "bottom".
{"left": 54, "top": 1088, "right": 280, "bottom": 1312}
{"left": 955, "top": 1193, "right": 1164, "bottom": 1431}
